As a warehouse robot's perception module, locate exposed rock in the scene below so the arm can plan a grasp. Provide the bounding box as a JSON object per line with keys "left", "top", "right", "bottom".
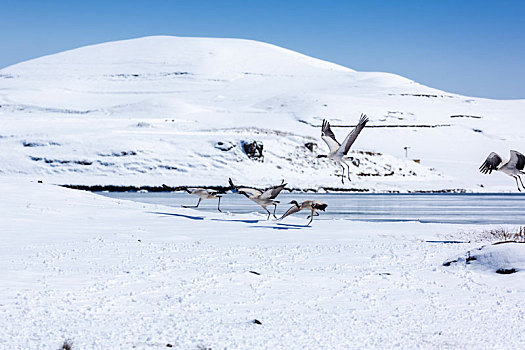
{"left": 347, "top": 156, "right": 360, "bottom": 167}
{"left": 215, "top": 141, "right": 236, "bottom": 151}
{"left": 304, "top": 142, "right": 317, "bottom": 152}
{"left": 242, "top": 141, "right": 264, "bottom": 161}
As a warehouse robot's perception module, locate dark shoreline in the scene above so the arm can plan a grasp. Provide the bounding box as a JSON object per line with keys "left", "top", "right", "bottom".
{"left": 60, "top": 184, "right": 471, "bottom": 194}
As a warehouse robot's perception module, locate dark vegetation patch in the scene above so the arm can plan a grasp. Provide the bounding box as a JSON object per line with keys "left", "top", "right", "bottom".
{"left": 320, "top": 187, "right": 370, "bottom": 192}
{"left": 306, "top": 121, "right": 451, "bottom": 128}
{"left": 480, "top": 227, "right": 525, "bottom": 243}
{"left": 96, "top": 160, "right": 116, "bottom": 167}
{"left": 23, "top": 141, "right": 60, "bottom": 147}
{"left": 61, "top": 183, "right": 377, "bottom": 193}
{"left": 64, "top": 184, "right": 234, "bottom": 192}
{"left": 108, "top": 72, "right": 190, "bottom": 79}
{"left": 98, "top": 151, "right": 137, "bottom": 157}
{"left": 357, "top": 171, "right": 394, "bottom": 177}
{"left": 450, "top": 115, "right": 482, "bottom": 119}
{"left": 351, "top": 124, "right": 451, "bottom": 128}
{"left": 408, "top": 189, "right": 467, "bottom": 193}
{"left": 60, "top": 339, "right": 73, "bottom": 350}
{"left": 496, "top": 268, "right": 517, "bottom": 274}
{"left": 389, "top": 93, "right": 455, "bottom": 98}
{"left": 158, "top": 165, "right": 180, "bottom": 170}
{"left": 357, "top": 150, "right": 383, "bottom": 156}
{"left": 30, "top": 157, "right": 92, "bottom": 165}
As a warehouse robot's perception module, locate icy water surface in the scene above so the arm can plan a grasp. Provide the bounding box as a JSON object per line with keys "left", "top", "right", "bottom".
{"left": 98, "top": 192, "right": 525, "bottom": 225}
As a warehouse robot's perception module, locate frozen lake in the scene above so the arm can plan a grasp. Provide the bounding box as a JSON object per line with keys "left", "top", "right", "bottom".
{"left": 98, "top": 192, "right": 525, "bottom": 225}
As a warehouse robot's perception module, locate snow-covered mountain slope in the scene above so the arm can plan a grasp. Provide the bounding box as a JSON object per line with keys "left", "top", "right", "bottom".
{"left": 1, "top": 36, "right": 524, "bottom": 191}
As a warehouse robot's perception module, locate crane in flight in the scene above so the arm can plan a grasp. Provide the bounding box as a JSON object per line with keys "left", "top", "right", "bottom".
{"left": 479, "top": 150, "right": 525, "bottom": 191}
{"left": 317, "top": 114, "right": 369, "bottom": 184}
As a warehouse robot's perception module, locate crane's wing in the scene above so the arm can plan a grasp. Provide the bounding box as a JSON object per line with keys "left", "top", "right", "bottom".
{"left": 479, "top": 152, "right": 503, "bottom": 174}
{"left": 229, "top": 178, "right": 263, "bottom": 197}
{"left": 508, "top": 150, "right": 525, "bottom": 171}
{"left": 238, "top": 187, "right": 263, "bottom": 197}
{"left": 337, "top": 114, "right": 369, "bottom": 156}
{"left": 259, "top": 183, "right": 287, "bottom": 199}
{"left": 321, "top": 119, "right": 341, "bottom": 152}
{"left": 278, "top": 204, "right": 302, "bottom": 221}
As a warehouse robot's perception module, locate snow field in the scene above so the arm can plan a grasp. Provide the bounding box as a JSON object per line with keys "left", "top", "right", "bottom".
{"left": 1, "top": 179, "right": 524, "bottom": 349}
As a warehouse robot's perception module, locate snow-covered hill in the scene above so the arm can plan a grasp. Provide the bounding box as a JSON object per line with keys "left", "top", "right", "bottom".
{"left": 1, "top": 36, "right": 524, "bottom": 191}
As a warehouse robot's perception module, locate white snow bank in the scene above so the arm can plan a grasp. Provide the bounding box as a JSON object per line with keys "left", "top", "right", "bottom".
{"left": 1, "top": 178, "right": 525, "bottom": 349}
{"left": 445, "top": 242, "right": 525, "bottom": 275}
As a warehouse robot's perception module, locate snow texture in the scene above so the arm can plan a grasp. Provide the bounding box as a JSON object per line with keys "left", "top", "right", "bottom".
{"left": 1, "top": 179, "right": 524, "bottom": 349}
{"left": 1, "top": 36, "right": 524, "bottom": 191}
{"left": 1, "top": 36, "right": 525, "bottom": 349}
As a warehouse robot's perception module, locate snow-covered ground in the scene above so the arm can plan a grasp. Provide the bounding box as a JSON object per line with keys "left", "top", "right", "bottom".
{"left": 1, "top": 179, "right": 524, "bottom": 349}
{"left": 1, "top": 36, "right": 524, "bottom": 191}
{"left": 1, "top": 36, "right": 524, "bottom": 349}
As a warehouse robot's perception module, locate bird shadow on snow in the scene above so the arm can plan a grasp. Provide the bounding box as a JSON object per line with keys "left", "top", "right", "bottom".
{"left": 149, "top": 212, "right": 310, "bottom": 228}
{"left": 250, "top": 223, "right": 310, "bottom": 230}
{"left": 211, "top": 218, "right": 261, "bottom": 224}
{"left": 150, "top": 211, "right": 261, "bottom": 224}
{"left": 149, "top": 211, "right": 205, "bottom": 221}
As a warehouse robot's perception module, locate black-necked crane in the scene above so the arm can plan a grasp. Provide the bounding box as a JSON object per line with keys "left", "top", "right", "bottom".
{"left": 181, "top": 188, "right": 223, "bottom": 212}
{"left": 278, "top": 200, "right": 328, "bottom": 226}
{"left": 317, "top": 114, "right": 369, "bottom": 184}
{"left": 228, "top": 178, "right": 286, "bottom": 219}
{"left": 479, "top": 150, "right": 525, "bottom": 191}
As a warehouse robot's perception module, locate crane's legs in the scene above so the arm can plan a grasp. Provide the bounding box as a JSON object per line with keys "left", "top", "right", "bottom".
{"left": 513, "top": 176, "right": 522, "bottom": 192}
{"left": 343, "top": 160, "right": 351, "bottom": 182}
{"left": 272, "top": 203, "right": 278, "bottom": 218}
{"left": 517, "top": 175, "right": 525, "bottom": 191}
{"left": 264, "top": 207, "right": 272, "bottom": 220}
{"left": 182, "top": 197, "right": 202, "bottom": 208}
{"left": 339, "top": 161, "right": 351, "bottom": 184}
{"left": 217, "top": 196, "right": 222, "bottom": 212}
{"left": 306, "top": 211, "right": 320, "bottom": 226}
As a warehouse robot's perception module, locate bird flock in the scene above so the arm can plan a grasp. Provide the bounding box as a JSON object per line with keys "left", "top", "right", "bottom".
{"left": 177, "top": 115, "right": 525, "bottom": 225}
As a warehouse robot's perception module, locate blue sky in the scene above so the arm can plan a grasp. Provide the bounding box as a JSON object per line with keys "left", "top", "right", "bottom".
{"left": 1, "top": 0, "right": 524, "bottom": 99}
